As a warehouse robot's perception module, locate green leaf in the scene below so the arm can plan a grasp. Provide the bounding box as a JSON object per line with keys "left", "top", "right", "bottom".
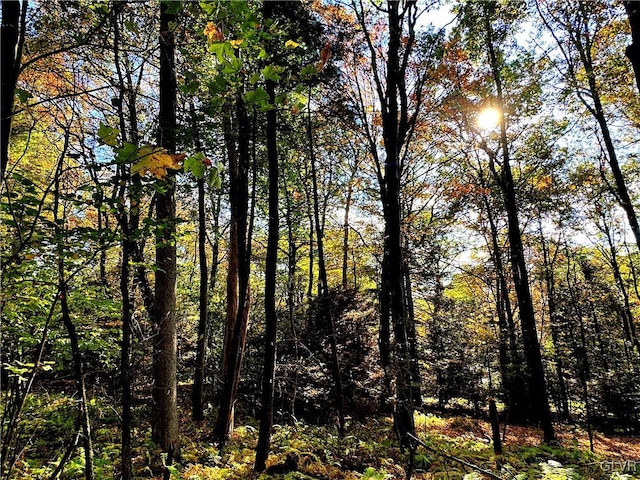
{"left": 181, "top": 80, "right": 200, "bottom": 95}
{"left": 199, "top": 1, "right": 217, "bottom": 15}
{"left": 208, "top": 166, "right": 222, "bottom": 190}
{"left": 124, "top": 19, "right": 139, "bottom": 34}
{"left": 249, "top": 72, "right": 261, "bottom": 85}
{"left": 261, "top": 64, "right": 282, "bottom": 82}
{"left": 115, "top": 142, "right": 138, "bottom": 164}
{"left": 184, "top": 152, "right": 207, "bottom": 179}
{"left": 97, "top": 123, "right": 119, "bottom": 147}
{"left": 244, "top": 88, "right": 270, "bottom": 105}
{"left": 301, "top": 64, "right": 319, "bottom": 77}
{"left": 15, "top": 88, "right": 33, "bottom": 104}
{"left": 161, "top": 0, "right": 182, "bottom": 15}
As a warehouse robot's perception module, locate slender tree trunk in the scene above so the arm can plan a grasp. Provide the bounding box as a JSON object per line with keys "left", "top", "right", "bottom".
{"left": 342, "top": 184, "right": 353, "bottom": 290}
{"left": 111, "top": 7, "right": 137, "bottom": 475}
{"left": 192, "top": 177, "right": 208, "bottom": 421}
{"left": 255, "top": 26, "right": 279, "bottom": 470}
{"left": 215, "top": 94, "right": 252, "bottom": 443}
{"left": 192, "top": 102, "right": 208, "bottom": 421}
{"left": 308, "top": 97, "right": 346, "bottom": 436}
{"left": 378, "top": 236, "right": 393, "bottom": 403}
{"left": 308, "top": 211, "right": 315, "bottom": 300}
{"left": 586, "top": 71, "right": 640, "bottom": 252}
{"left": 542, "top": 1, "right": 640, "bottom": 251}
{"left": 283, "top": 176, "right": 300, "bottom": 420}
{"left": 403, "top": 258, "right": 422, "bottom": 406}
{"left": 209, "top": 193, "right": 221, "bottom": 291}
{"left": 576, "top": 313, "right": 594, "bottom": 452}
{"left": 0, "top": 0, "right": 25, "bottom": 180}
{"left": 483, "top": 4, "right": 555, "bottom": 443}
{"left": 480, "top": 190, "right": 526, "bottom": 421}
{"left": 151, "top": 1, "right": 179, "bottom": 459}
{"left": 119, "top": 209, "right": 134, "bottom": 480}
{"left": 624, "top": 1, "right": 640, "bottom": 94}
{"left": 489, "top": 399, "right": 502, "bottom": 455}
{"left": 539, "top": 230, "right": 570, "bottom": 421}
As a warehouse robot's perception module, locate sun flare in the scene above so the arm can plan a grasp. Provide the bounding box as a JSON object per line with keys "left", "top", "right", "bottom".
{"left": 477, "top": 107, "right": 501, "bottom": 131}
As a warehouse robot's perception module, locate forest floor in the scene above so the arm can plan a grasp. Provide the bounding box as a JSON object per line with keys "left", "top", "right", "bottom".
{"left": 4, "top": 388, "right": 640, "bottom": 479}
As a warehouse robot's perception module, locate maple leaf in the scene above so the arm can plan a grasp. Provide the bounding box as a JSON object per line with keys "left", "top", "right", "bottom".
{"left": 131, "top": 146, "right": 184, "bottom": 179}
{"left": 204, "top": 22, "right": 224, "bottom": 44}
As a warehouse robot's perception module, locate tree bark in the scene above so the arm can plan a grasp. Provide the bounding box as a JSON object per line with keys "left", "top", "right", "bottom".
{"left": 151, "top": 1, "right": 179, "bottom": 459}
{"left": 482, "top": 3, "right": 555, "bottom": 443}
{"left": 119, "top": 207, "right": 134, "bottom": 480}
{"left": 624, "top": 1, "right": 640, "bottom": 94}
{"left": 191, "top": 103, "right": 208, "bottom": 422}
{"left": 479, "top": 187, "right": 526, "bottom": 421}
{"left": 214, "top": 93, "right": 252, "bottom": 443}
{"left": 403, "top": 257, "right": 422, "bottom": 406}
{"left": 382, "top": 1, "right": 415, "bottom": 447}
{"left": 539, "top": 228, "right": 570, "bottom": 421}
{"left": 1, "top": 0, "right": 26, "bottom": 181}
{"left": 342, "top": 183, "right": 353, "bottom": 289}
{"left": 255, "top": 23, "right": 279, "bottom": 469}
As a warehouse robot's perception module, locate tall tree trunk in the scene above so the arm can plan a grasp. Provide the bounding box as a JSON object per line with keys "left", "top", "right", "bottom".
{"left": 539, "top": 228, "right": 570, "bottom": 421}
{"left": 576, "top": 312, "right": 595, "bottom": 452}
{"left": 214, "top": 94, "right": 252, "bottom": 443}
{"left": 378, "top": 236, "right": 393, "bottom": 403}
{"left": 483, "top": 3, "right": 555, "bottom": 443}
{"left": 307, "top": 210, "right": 315, "bottom": 300}
{"left": 0, "top": 0, "right": 25, "bottom": 180}
{"left": 382, "top": 1, "right": 415, "bottom": 447}
{"left": 480, "top": 188, "right": 526, "bottom": 421}
{"left": 283, "top": 173, "right": 301, "bottom": 420}
{"left": 111, "top": 8, "right": 137, "bottom": 476}
{"left": 255, "top": 18, "right": 279, "bottom": 469}
{"left": 151, "top": 1, "right": 179, "bottom": 460}
{"left": 191, "top": 103, "right": 208, "bottom": 422}
{"left": 403, "top": 257, "right": 422, "bottom": 406}
{"left": 624, "top": 1, "right": 640, "bottom": 94}
{"left": 119, "top": 203, "right": 134, "bottom": 480}
{"left": 342, "top": 183, "right": 353, "bottom": 289}
{"left": 307, "top": 97, "right": 346, "bottom": 435}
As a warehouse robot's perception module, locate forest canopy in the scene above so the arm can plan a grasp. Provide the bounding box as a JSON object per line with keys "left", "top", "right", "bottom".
{"left": 1, "top": 0, "right": 639, "bottom": 479}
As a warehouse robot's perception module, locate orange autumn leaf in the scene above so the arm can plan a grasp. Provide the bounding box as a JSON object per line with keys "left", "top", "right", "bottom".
{"left": 204, "top": 22, "right": 224, "bottom": 44}
{"left": 316, "top": 44, "right": 331, "bottom": 71}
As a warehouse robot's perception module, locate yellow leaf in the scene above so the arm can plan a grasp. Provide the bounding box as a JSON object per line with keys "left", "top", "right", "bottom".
{"left": 230, "top": 39, "right": 243, "bottom": 48}
{"left": 285, "top": 39, "right": 300, "bottom": 49}
{"left": 204, "top": 22, "right": 224, "bottom": 44}
{"left": 132, "top": 147, "right": 184, "bottom": 179}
